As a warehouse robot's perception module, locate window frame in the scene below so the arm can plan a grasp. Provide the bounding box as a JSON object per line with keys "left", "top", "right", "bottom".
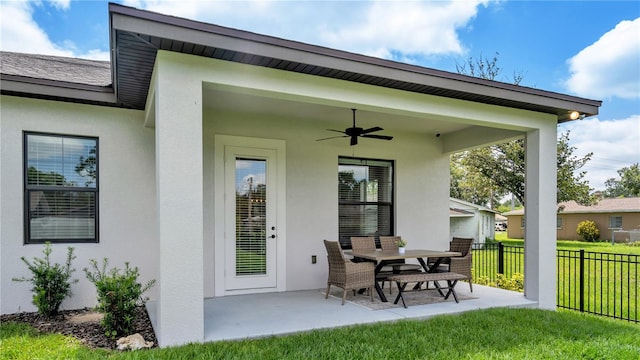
{"left": 338, "top": 156, "right": 394, "bottom": 249}
{"left": 609, "top": 215, "right": 623, "bottom": 229}
{"left": 23, "top": 131, "right": 99, "bottom": 244}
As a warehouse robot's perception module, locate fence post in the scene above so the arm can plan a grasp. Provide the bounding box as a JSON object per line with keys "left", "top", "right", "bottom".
{"left": 579, "top": 249, "right": 584, "bottom": 312}
{"left": 498, "top": 242, "right": 504, "bottom": 274}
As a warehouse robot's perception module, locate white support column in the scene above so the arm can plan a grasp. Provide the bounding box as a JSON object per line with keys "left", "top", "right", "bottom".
{"left": 524, "top": 126, "right": 557, "bottom": 309}
{"left": 154, "top": 59, "right": 204, "bottom": 346}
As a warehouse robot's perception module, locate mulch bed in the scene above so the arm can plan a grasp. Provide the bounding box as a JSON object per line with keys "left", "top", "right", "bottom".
{"left": 0, "top": 306, "right": 157, "bottom": 350}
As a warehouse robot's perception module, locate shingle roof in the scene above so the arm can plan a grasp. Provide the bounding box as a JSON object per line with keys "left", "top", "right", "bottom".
{"left": 503, "top": 197, "right": 640, "bottom": 215}
{"left": 0, "top": 51, "right": 111, "bottom": 87}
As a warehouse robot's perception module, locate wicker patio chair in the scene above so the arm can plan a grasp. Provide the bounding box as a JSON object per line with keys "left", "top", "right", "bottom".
{"left": 428, "top": 237, "right": 474, "bottom": 292}
{"left": 351, "top": 236, "right": 395, "bottom": 293}
{"left": 324, "top": 240, "right": 375, "bottom": 305}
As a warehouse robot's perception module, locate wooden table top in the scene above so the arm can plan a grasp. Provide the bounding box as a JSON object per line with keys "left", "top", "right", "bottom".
{"left": 345, "top": 249, "right": 461, "bottom": 261}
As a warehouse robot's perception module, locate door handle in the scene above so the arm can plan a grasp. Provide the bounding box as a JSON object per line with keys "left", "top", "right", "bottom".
{"left": 270, "top": 234, "right": 276, "bottom": 239}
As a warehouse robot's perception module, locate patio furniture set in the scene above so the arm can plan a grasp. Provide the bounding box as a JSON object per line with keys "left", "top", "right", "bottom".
{"left": 324, "top": 237, "right": 474, "bottom": 308}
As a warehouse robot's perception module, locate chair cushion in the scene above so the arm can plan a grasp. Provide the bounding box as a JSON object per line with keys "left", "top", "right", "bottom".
{"left": 380, "top": 265, "right": 395, "bottom": 272}
{"left": 391, "top": 263, "right": 423, "bottom": 272}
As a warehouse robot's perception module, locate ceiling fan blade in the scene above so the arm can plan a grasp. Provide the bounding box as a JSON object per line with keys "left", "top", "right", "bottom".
{"left": 326, "top": 129, "right": 347, "bottom": 134}
{"left": 361, "top": 134, "right": 393, "bottom": 140}
{"left": 361, "top": 126, "right": 383, "bottom": 134}
{"left": 319, "top": 108, "right": 392, "bottom": 145}
{"left": 316, "top": 135, "right": 348, "bottom": 141}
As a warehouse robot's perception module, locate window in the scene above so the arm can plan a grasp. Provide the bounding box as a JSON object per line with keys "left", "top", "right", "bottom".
{"left": 609, "top": 215, "right": 622, "bottom": 229}
{"left": 338, "top": 157, "right": 393, "bottom": 249}
{"left": 24, "top": 132, "right": 98, "bottom": 243}
{"left": 557, "top": 216, "right": 563, "bottom": 229}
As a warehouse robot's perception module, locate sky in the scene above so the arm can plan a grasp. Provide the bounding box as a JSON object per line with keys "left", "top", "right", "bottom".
{"left": 1, "top": 0, "right": 639, "bottom": 192}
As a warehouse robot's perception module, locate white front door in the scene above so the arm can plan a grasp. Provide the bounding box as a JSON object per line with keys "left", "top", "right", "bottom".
{"left": 214, "top": 135, "right": 286, "bottom": 294}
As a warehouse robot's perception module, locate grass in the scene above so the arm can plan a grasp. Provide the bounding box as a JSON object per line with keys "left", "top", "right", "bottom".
{"left": 2, "top": 308, "right": 639, "bottom": 359}
{"left": 477, "top": 233, "right": 639, "bottom": 322}
{"left": 0, "top": 322, "right": 105, "bottom": 359}
{"left": 495, "top": 232, "right": 640, "bottom": 254}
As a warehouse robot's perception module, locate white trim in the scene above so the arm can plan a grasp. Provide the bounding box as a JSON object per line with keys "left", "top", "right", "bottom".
{"left": 214, "top": 135, "right": 286, "bottom": 296}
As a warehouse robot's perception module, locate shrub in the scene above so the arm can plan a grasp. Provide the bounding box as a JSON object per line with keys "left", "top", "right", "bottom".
{"left": 12, "top": 242, "right": 78, "bottom": 317}
{"left": 576, "top": 220, "right": 600, "bottom": 242}
{"left": 473, "top": 272, "right": 524, "bottom": 292}
{"left": 84, "top": 258, "right": 156, "bottom": 338}
{"left": 495, "top": 273, "right": 524, "bottom": 292}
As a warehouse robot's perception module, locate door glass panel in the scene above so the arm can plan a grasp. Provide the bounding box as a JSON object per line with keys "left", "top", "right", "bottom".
{"left": 235, "top": 158, "right": 267, "bottom": 275}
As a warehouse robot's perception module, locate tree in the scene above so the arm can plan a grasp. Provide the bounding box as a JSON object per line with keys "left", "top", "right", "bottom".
{"left": 604, "top": 163, "right": 640, "bottom": 197}
{"left": 451, "top": 53, "right": 594, "bottom": 207}
{"left": 450, "top": 151, "right": 504, "bottom": 208}
{"left": 455, "top": 131, "right": 593, "bottom": 207}
{"left": 75, "top": 147, "right": 97, "bottom": 187}
{"left": 455, "top": 51, "right": 524, "bottom": 85}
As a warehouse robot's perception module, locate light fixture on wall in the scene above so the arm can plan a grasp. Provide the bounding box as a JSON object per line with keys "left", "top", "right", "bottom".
{"left": 568, "top": 111, "right": 585, "bottom": 120}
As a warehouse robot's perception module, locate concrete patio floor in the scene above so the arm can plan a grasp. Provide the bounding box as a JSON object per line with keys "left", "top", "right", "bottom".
{"left": 146, "top": 284, "right": 537, "bottom": 343}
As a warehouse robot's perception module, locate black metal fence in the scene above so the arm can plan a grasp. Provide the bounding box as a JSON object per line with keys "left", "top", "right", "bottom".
{"left": 472, "top": 242, "right": 639, "bottom": 323}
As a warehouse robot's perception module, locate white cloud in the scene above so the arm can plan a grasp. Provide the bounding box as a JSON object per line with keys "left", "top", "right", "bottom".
{"left": 0, "top": 1, "right": 109, "bottom": 60}
{"left": 48, "top": 0, "right": 71, "bottom": 10}
{"left": 123, "top": 0, "right": 492, "bottom": 61}
{"left": 320, "top": 0, "right": 490, "bottom": 59}
{"left": 565, "top": 18, "right": 640, "bottom": 100}
{"left": 559, "top": 116, "right": 640, "bottom": 190}
{"left": 1, "top": 0, "right": 491, "bottom": 62}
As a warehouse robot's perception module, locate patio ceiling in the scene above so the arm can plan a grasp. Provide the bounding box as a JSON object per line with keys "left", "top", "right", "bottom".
{"left": 110, "top": 3, "right": 601, "bottom": 124}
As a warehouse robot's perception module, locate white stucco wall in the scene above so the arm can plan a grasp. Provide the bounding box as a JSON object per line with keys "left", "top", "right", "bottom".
{"left": 2, "top": 50, "right": 559, "bottom": 335}
{"left": 202, "top": 109, "right": 451, "bottom": 295}
{"left": 0, "top": 96, "right": 157, "bottom": 314}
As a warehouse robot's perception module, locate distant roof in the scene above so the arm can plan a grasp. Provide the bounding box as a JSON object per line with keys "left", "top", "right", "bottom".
{"left": 503, "top": 197, "right": 640, "bottom": 215}
{"left": 450, "top": 208, "right": 474, "bottom": 217}
{"left": 495, "top": 214, "right": 508, "bottom": 221}
{"left": 450, "top": 197, "right": 497, "bottom": 214}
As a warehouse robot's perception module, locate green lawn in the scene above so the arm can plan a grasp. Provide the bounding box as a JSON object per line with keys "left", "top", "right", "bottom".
{"left": 476, "top": 233, "right": 639, "bottom": 322}
{"left": 2, "top": 308, "right": 639, "bottom": 359}
{"left": 495, "top": 232, "right": 640, "bottom": 255}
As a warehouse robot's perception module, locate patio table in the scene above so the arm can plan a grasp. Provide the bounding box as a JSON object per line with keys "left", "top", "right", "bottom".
{"left": 345, "top": 249, "right": 461, "bottom": 302}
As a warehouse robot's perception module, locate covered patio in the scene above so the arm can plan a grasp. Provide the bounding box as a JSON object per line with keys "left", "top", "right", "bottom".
{"left": 147, "top": 285, "right": 535, "bottom": 342}
{"left": 0, "top": 3, "right": 601, "bottom": 349}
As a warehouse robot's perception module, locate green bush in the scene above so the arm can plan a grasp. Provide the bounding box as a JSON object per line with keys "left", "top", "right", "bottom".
{"left": 12, "top": 243, "right": 78, "bottom": 317}
{"left": 474, "top": 272, "right": 524, "bottom": 292}
{"left": 84, "top": 258, "right": 156, "bottom": 338}
{"left": 495, "top": 273, "right": 524, "bottom": 292}
{"left": 577, "top": 220, "right": 600, "bottom": 242}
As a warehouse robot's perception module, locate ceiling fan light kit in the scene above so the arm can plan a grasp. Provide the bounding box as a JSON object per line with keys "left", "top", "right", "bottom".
{"left": 316, "top": 108, "right": 393, "bottom": 146}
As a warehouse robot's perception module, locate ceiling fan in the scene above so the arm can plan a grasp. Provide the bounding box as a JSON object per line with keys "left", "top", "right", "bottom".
{"left": 317, "top": 108, "right": 393, "bottom": 146}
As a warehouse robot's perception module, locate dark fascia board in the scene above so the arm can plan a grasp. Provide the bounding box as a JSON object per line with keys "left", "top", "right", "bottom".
{"left": 1, "top": 74, "right": 116, "bottom": 105}
{"left": 108, "top": 3, "right": 601, "bottom": 120}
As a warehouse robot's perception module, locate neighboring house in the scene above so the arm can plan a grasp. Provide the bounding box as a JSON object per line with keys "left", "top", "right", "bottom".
{"left": 495, "top": 213, "right": 508, "bottom": 230}
{"left": 504, "top": 197, "right": 640, "bottom": 241}
{"left": 0, "top": 4, "right": 601, "bottom": 347}
{"left": 449, "top": 198, "right": 496, "bottom": 243}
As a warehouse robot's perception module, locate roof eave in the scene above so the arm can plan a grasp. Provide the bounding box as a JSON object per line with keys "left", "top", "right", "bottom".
{"left": 108, "top": 3, "right": 602, "bottom": 119}
{"left": 1, "top": 74, "right": 117, "bottom": 106}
